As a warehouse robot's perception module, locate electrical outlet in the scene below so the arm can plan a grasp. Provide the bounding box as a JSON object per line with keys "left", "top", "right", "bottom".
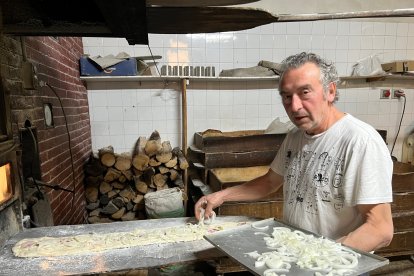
{"left": 380, "top": 89, "right": 391, "bottom": 99}
{"left": 392, "top": 88, "right": 403, "bottom": 99}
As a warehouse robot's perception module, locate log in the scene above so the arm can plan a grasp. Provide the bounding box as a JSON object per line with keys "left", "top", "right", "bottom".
{"left": 100, "top": 181, "right": 113, "bottom": 194}
{"left": 132, "top": 137, "right": 150, "bottom": 171}
{"left": 165, "top": 156, "right": 177, "bottom": 168}
{"left": 99, "top": 146, "right": 116, "bottom": 167}
{"left": 114, "top": 153, "right": 132, "bottom": 171}
{"left": 118, "top": 174, "right": 127, "bottom": 183}
{"left": 134, "top": 176, "right": 149, "bottom": 194}
{"left": 85, "top": 175, "right": 102, "bottom": 186}
{"left": 111, "top": 207, "right": 126, "bottom": 219}
{"left": 153, "top": 173, "right": 167, "bottom": 187}
{"left": 119, "top": 186, "right": 135, "bottom": 201}
{"left": 174, "top": 177, "right": 185, "bottom": 189}
{"left": 85, "top": 154, "right": 107, "bottom": 176}
{"left": 172, "top": 147, "right": 189, "bottom": 170}
{"left": 85, "top": 186, "right": 99, "bottom": 203}
{"left": 157, "top": 184, "right": 168, "bottom": 191}
{"left": 122, "top": 170, "right": 134, "bottom": 181}
{"left": 133, "top": 194, "right": 144, "bottom": 204}
{"left": 145, "top": 130, "right": 162, "bottom": 156}
{"left": 156, "top": 141, "right": 173, "bottom": 163}
{"left": 107, "top": 190, "right": 118, "bottom": 198}
{"left": 112, "top": 182, "right": 125, "bottom": 189}
{"left": 133, "top": 136, "right": 147, "bottom": 156}
{"left": 104, "top": 167, "right": 122, "bottom": 182}
{"left": 142, "top": 167, "right": 155, "bottom": 186}
{"left": 169, "top": 169, "right": 179, "bottom": 181}
{"left": 132, "top": 154, "right": 149, "bottom": 171}
{"left": 158, "top": 166, "right": 169, "bottom": 174}
{"left": 149, "top": 157, "right": 161, "bottom": 167}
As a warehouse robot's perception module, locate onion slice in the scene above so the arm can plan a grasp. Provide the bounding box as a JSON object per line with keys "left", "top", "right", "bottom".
{"left": 251, "top": 221, "right": 269, "bottom": 230}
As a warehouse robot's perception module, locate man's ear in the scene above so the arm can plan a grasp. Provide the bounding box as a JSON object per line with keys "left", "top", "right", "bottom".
{"left": 327, "top": 82, "right": 337, "bottom": 103}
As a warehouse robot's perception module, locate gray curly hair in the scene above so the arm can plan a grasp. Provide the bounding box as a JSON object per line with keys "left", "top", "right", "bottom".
{"left": 279, "top": 52, "right": 339, "bottom": 99}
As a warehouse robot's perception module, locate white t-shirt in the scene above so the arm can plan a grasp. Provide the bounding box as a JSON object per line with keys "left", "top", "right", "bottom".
{"left": 270, "top": 114, "right": 393, "bottom": 239}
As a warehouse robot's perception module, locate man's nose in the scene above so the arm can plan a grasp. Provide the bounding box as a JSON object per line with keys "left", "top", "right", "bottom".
{"left": 290, "top": 94, "right": 302, "bottom": 112}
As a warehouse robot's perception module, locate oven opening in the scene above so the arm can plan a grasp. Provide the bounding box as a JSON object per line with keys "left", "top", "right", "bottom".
{"left": 0, "top": 162, "right": 12, "bottom": 204}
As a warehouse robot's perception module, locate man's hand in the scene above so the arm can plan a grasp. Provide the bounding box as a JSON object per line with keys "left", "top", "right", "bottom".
{"left": 194, "top": 192, "right": 224, "bottom": 221}
{"left": 194, "top": 169, "right": 283, "bottom": 222}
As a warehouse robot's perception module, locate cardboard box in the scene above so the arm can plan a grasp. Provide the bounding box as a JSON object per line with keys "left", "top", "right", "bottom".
{"left": 79, "top": 56, "right": 137, "bottom": 76}
{"left": 381, "top": 60, "right": 414, "bottom": 73}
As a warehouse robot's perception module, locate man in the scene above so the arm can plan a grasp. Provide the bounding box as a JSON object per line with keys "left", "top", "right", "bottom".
{"left": 195, "top": 52, "right": 394, "bottom": 252}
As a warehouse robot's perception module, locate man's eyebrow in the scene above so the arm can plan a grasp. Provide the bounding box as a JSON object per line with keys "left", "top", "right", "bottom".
{"left": 298, "top": 84, "right": 312, "bottom": 90}
{"left": 279, "top": 84, "right": 312, "bottom": 95}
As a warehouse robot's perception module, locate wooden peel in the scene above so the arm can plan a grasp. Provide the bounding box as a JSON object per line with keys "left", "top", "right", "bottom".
{"left": 147, "top": 6, "right": 414, "bottom": 34}
{"left": 147, "top": 0, "right": 259, "bottom": 7}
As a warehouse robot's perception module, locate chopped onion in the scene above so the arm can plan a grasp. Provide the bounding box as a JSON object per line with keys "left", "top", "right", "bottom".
{"left": 245, "top": 251, "right": 261, "bottom": 259}
{"left": 251, "top": 221, "right": 270, "bottom": 230}
{"left": 245, "top": 227, "right": 360, "bottom": 275}
{"left": 254, "top": 232, "right": 270, "bottom": 237}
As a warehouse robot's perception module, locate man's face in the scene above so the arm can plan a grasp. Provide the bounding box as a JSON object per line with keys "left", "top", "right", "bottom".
{"left": 279, "top": 62, "right": 334, "bottom": 135}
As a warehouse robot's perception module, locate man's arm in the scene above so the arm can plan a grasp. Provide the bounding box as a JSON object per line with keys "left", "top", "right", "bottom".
{"left": 337, "top": 203, "right": 394, "bottom": 252}
{"left": 195, "top": 169, "right": 283, "bottom": 221}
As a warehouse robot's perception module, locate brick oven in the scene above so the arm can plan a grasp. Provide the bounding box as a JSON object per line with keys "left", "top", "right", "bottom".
{"left": 0, "top": 75, "right": 23, "bottom": 247}
{"left": 0, "top": 34, "right": 92, "bottom": 231}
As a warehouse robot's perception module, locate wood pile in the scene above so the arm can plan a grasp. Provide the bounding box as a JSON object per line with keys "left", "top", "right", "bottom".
{"left": 84, "top": 130, "right": 189, "bottom": 224}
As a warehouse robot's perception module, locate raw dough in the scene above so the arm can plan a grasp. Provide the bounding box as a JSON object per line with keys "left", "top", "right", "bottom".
{"left": 13, "top": 221, "right": 246, "bottom": 258}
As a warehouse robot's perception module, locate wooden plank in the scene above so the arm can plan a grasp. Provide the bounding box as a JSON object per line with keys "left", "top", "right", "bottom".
{"left": 147, "top": 0, "right": 259, "bottom": 6}
{"left": 392, "top": 162, "right": 414, "bottom": 193}
{"left": 194, "top": 130, "right": 286, "bottom": 153}
{"left": 392, "top": 210, "right": 414, "bottom": 231}
{"left": 147, "top": 6, "right": 414, "bottom": 34}
{"left": 188, "top": 145, "right": 277, "bottom": 169}
{"left": 218, "top": 200, "right": 283, "bottom": 219}
{"left": 377, "top": 230, "right": 414, "bottom": 257}
{"left": 208, "top": 166, "right": 283, "bottom": 200}
{"left": 391, "top": 192, "right": 414, "bottom": 212}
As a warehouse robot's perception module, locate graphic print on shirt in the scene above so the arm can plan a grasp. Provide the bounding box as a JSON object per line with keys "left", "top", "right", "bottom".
{"left": 284, "top": 148, "right": 345, "bottom": 215}
{"left": 285, "top": 150, "right": 316, "bottom": 206}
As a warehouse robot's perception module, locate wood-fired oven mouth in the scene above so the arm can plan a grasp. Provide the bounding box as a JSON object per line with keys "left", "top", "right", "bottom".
{"left": 0, "top": 141, "right": 20, "bottom": 212}
{"left": 0, "top": 162, "right": 13, "bottom": 205}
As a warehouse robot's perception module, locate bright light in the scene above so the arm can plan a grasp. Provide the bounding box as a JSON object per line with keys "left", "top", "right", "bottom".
{"left": 0, "top": 163, "right": 12, "bottom": 204}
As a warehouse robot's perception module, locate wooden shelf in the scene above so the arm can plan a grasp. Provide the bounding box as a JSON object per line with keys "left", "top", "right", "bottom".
{"left": 80, "top": 74, "right": 414, "bottom": 86}
{"left": 80, "top": 75, "right": 279, "bottom": 83}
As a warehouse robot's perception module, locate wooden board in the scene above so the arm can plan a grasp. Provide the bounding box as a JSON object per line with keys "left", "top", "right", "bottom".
{"left": 377, "top": 230, "right": 414, "bottom": 257}
{"left": 194, "top": 130, "right": 286, "bottom": 153}
{"left": 218, "top": 200, "right": 283, "bottom": 219}
{"left": 392, "top": 161, "right": 414, "bottom": 192}
{"left": 147, "top": 0, "right": 259, "bottom": 6}
{"left": 147, "top": 6, "right": 414, "bottom": 34}
{"left": 392, "top": 210, "right": 414, "bottom": 231}
{"left": 188, "top": 145, "right": 277, "bottom": 169}
{"left": 208, "top": 166, "right": 283, "bottom": 200}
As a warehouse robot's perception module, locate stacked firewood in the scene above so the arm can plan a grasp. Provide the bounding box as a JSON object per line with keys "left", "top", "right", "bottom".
{"left": 84, "top": 130, "right": 189, "bottom": 224}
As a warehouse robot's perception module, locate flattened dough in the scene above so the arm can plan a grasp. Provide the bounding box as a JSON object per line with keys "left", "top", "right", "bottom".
{"left": 13, "top": 221, "right": 246, "bottom": 258}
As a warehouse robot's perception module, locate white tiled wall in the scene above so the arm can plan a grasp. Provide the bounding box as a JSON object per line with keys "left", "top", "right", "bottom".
{"left": 84, "top": 20, "right": 414, "bottom": 161}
